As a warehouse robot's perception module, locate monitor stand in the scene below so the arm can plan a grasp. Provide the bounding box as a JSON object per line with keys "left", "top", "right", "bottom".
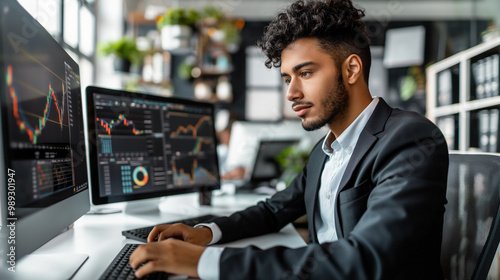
{"left": 198, "top": 189, "right": 212, "bottom": 206}
{"left": 4, "top": 253, "right": 88, "bottom": 280}
{"left": 124, "top": 191, "right": 213, "bottom": 215}
{"left": 87, "top": 205, "right": 122, "bottom": 215}
{"left": 124, "top": 197, "right": 161, "bottom": 215}
{"left": 120, "top": 192, "right": 213, "bottom": 223}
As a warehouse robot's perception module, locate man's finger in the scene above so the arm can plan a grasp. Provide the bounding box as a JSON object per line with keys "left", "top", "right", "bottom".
{"left": 134, "top": 260, "right": 160, "bottom": 279}
{"left": 158, "top": 223, "right": 189, "bottom": 241}
{"left": 129, "top": 244, "right": 155, "bottom": 269}
{"left": 148, "top": 225, "right": 170, "bottom": 243}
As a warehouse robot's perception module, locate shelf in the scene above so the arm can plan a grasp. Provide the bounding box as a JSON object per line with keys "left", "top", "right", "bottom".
{"left": 198, "top": 68, "right": 231, "bottom": 76}
{"left": 465, "top": 95, "right": 500, "bottom": 111}
{"left": 427, "top": 37, "right": 500, "bottom": 153}
{"left": 432, "top": 103, "right": 463, "bottom": 117}
{"left": 428, "top": 36, "right": 500, "bottom": 73}
{"left": 433, "top": 96, "right": 500, "bottom": 118}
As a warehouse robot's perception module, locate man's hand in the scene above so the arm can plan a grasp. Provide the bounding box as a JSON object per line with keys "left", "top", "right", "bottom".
{"left": 148, "top": 223, "right": 213, "bottom": 245}
{"left": 221, "top": 166, "right": 246, "bottom": 180}
{"left": 129, "top": 239, "right": 205, "bottom": 278}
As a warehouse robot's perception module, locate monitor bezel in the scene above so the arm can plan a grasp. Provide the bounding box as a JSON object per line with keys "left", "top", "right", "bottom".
{"left": 85, "top": 86, "right": 221, "bottom": 205}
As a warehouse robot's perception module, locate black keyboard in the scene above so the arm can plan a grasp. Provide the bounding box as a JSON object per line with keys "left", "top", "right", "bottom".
{"left": 122, "top": 214, "right": 218, "bottom": 242}
{"left": 99, "top": 243, "right": 169, "bottom": 280}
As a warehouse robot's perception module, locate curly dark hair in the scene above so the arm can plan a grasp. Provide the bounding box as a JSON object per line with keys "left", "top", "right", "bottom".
{"left": 257, "top": 0, "right": 371, "bottom": 83}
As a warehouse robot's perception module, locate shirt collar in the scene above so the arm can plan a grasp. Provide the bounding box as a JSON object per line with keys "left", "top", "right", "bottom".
{"left": 322, "top": 97, "right": 380, "bottom": 156}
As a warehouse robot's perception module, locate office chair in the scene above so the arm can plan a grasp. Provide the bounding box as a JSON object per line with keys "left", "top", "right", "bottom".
{"left": 441, "top": 152, "right": 500, "bottom": 280}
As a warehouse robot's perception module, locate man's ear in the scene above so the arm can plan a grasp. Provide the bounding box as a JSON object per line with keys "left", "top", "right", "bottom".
{"left": 343, "top": 54, "right": 363, "bottom": 85}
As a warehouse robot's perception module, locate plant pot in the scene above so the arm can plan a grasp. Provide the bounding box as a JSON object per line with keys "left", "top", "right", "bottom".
{"left": 113, "top": 58, "right": 131, "bottom": 73}
{"left": 161, "top": 25, "right": 192, "bottom": 51}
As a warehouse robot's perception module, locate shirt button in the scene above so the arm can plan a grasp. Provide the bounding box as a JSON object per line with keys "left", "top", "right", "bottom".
{"left": 325, "top": 193, "right": 331, "bottom": 200}
{"left": 335, "top": 162, "right": 340, "bottom": 168}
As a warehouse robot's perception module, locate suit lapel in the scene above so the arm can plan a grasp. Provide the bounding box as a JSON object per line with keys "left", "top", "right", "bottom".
{"left": 337, "top": 98, "right": 392, "bottom": 192}
{"left": 334, "top": 98, "right": 393, "bottom": 237}
{"left": 307, "top": 147, "right": 328, "bottom": 243}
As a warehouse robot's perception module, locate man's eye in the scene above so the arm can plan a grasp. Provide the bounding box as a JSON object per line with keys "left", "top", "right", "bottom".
{"left": 283, "top": 78, "right": 291, "bottom": 85}
{"left": 300, "top": 72, "right": 311, "bottom": 78}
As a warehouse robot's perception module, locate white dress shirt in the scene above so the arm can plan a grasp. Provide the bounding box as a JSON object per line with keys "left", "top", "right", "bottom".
{"left": 315, "top": 97, "right": 378, "bottom": 243}
{"left": 197, "top": 97, "right": 379, "bottom": 279}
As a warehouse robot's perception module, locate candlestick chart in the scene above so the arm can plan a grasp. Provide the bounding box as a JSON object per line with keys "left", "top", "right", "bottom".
{"left": 96, "top": 114, "right": 145, "bottom": 136}
{"left": 93, "top": 104, "right": 160, "bottom": 156}
{"left": 6, "top": 64, "right": 70, "bottom": 145}
{"left": 4, "top": 49, "right": 84, "bottom": 207}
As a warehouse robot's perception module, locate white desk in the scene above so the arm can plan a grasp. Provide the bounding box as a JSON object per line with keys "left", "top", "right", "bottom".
{"left": 13, "top": 193, "right": 306, "bottom": 280}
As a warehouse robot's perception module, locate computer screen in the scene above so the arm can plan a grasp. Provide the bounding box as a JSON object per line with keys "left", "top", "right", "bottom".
{"left": 85, "top": 86, "right": 220, "bottom": 206}
{"left": 0, "top": 0, "right": 89, "bottom": 270}
{"left": 250, "top": 139, "right": 299, "bottom": 185}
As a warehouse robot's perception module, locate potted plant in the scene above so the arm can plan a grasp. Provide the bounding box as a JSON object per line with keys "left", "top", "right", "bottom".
{"left": 198, "top": 6, "right": 243, "bottom": 54}
{"left": 201, "top": 5, "right": 224, "bottom": 24}
{"left": 157, "top": 8, "right": 200, "bottom": 51}
{"left": 219, "top": 19, "right": 243, "bottom": 53}
{"left": 274, "top": 144, "right": 311, "bottom": 186}
{"left": 99, "top": 37, "right": 142, "bottom": 72}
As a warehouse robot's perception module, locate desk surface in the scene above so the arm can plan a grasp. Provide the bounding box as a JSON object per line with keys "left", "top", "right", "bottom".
{"left": 13, "top": 193, "right": 306, "bottom": 280}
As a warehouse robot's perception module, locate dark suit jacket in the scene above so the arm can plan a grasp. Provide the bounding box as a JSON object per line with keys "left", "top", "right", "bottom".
{"left": 210, "top": 99, "right": 449, "bottom": 279}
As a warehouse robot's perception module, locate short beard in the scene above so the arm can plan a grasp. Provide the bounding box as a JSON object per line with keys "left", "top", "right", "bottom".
{"left": 302, "top": 74, "right": 349, "bottom": 131}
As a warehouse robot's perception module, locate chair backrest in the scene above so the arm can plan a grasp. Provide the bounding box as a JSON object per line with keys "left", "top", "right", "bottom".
{"left": 441, "top": 152, "right": 500, "bottom": 280}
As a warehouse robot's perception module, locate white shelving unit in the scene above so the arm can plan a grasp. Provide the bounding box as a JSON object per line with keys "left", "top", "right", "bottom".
{"left": 427, "top": 36, "right": 500, "bottom": 152}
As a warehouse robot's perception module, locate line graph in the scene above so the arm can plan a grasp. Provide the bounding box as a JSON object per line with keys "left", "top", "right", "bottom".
{"left": 193, "top": 138, "right": 212, "bottom": 152}
{"left": 168, "top": 113, "right": 215, "bottom": 154}
{"left": 7, "top": 65, "right": 67, "bottom": 144}
{"left": 96, "top": 114, "right": 145, "bottom": 136}
{"left": 170, "top": 115, "right": 212, "bottom": 138}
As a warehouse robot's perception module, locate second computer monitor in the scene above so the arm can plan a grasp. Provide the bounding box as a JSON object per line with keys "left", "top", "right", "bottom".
{"left": 85, "top": 86, "right": 220, "bottom": 206}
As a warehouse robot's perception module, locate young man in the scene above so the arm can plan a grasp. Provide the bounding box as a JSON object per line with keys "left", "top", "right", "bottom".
{"left": 130, "top": 0, "right": 449, "bottom": 279}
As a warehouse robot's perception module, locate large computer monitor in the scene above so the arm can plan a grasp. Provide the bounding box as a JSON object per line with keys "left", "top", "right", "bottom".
{"left": 85, "top": 86, "right": 221, "bottom": 213}
{"left": 0, "top": 0, "right": 90, "bottom": 277}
